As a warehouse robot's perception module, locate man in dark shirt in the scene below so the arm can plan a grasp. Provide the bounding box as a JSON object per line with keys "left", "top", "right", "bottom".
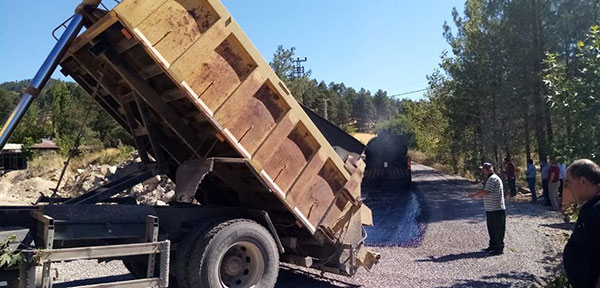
{"left": 563, "top": 159, "right": 600, "bottom": 288}
{"left": 504, "top": 158, "right": 516, "bottom": 197}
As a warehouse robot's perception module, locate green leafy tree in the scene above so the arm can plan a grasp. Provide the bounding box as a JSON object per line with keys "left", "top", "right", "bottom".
{"left": 269, "top": 45, "right": 296, "bottom": 80}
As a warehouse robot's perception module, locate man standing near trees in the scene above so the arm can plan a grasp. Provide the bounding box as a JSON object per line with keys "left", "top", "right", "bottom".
{"left": 525, "top": 159, "right": 537, "bottom": 203}
{"left": 549, "top": 159, "right": 561, "bottom": 210}
{"left": 469, "top": 163, "right": 506, "bottom": 256}
{"left": 541, "top": 158, "right": 551, "bottom": 206}
{"left": 562, "top": 159, "right": 600, "bottom": 288}
{"left": 504, "top": 158, "right": 516, "bottom": 197}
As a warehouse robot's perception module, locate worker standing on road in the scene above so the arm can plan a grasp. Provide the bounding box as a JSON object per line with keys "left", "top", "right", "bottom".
{"left": 562, "top": 159, "right": 600, "bottom": 288}
{"left": 559, "top": 161, "right": 567, "bottom": 210}
{"left": 541, "top": 158, "right": 551, "bottom": 206}
{"left": 548, "top": 158, "right": 561, "bottom": 210}
{"left": 469, "top": 162, "right": 506, "bottom": 256}
{"left": 525, "top": 159, "right": 537, "bottom": 203}
{"left": 504, "top": 158, "right": 517, "bottom": 197}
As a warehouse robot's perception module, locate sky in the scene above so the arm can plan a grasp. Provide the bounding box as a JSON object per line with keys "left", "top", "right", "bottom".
{"left": 0, "top": 0, "right": 464, "bottom": 100}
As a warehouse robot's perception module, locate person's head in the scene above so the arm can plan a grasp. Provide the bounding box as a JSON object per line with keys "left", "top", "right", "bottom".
{"left": 527, "top": 159, "right": 534, "bottom": 165}
{"left": 504, "top": 157, "right": 511, "bottom": 164}
{"left": 565, "top": 159, "right": 600, "bottom": 202}
{"left": 479, "top": 162, "right": 494, "bottom": 175}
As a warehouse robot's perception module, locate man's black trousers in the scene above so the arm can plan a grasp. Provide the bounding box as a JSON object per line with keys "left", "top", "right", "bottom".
{"left": 486, "top": 210, "right": 506, "bottom": 252}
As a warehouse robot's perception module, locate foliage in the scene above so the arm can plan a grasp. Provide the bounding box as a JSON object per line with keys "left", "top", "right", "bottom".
{"left": 545, "top": 26, "right": 600, "bottom": 162}
{"left": 0, "top": 235, "right": 22, "bottom": 269}
{"left": 21, "top": 137, "right": 35, "bottom": 161}
{"left": 0, "top": 79, "right": 132, "bottom": 150}
{"left": 269, "top": 46, "right": 403, "bottom": 133}
{"left": 563, "top": 201, "right": 581, "bottom": 223}
{"left": 391, "top": 0, "right": 600, "bottom": 177}
{"left": 545, "top": 272, "right": 572, "bottom": 288}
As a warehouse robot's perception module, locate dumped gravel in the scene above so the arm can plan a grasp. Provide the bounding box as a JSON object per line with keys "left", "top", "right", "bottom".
{"left": 49, "top": 164, "right": 568, "bottom": 287}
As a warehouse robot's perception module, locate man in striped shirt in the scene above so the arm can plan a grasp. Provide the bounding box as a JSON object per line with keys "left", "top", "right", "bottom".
{"left": 469, "top": 162, "right": 506, "bottom": 256}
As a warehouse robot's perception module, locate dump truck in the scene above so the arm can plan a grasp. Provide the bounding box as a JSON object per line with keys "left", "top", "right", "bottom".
{"left": 363, "top": 131, "right": 412, "bottom": 188}
{"left": 0, "top": 0, "right": 378, "bottom": 287}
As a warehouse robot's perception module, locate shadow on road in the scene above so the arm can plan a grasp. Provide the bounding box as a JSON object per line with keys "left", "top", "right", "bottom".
{"left": 54, "top": 274, "right": 134, "bottom": 288}
{"left": 415, "top": 251, "right": 489, "bottom": 263}
{"left": 540, "top": 222, "right": 573, "bottom": 231}
{"left": 439, "top": 271, "right": 542, "bottom": 287}
{"left": 275, "top": 266, "right": 359, "bottom": 288}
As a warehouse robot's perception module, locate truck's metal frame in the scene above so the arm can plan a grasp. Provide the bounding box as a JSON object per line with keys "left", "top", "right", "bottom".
{"left": 16, "top": 213, "right": 169, "bottom": 288}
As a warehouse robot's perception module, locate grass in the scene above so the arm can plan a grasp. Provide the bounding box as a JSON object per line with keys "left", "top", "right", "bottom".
{"left": 70, "top": 146, "right": 134, "bottom": 169}
{"left": 25, "top": 146, "right": 134, "bottom": 178}
{"left": 353, "top": 133, "right": 376, "bottom": 145}
{"left": 26, "top": 153, "right": 65, "bottom": 177}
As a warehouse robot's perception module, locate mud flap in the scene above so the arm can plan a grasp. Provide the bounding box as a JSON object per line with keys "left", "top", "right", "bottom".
{"left": 174, "top": 159, "right": 214, "bottom": 202}
{"left": 356, "top": 245, "right": 380, "bottom": 271}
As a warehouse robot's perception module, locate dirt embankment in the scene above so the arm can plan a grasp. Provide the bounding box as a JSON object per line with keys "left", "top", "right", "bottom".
{"left": 0, "top": 150, "right": 176, "bottom": 205}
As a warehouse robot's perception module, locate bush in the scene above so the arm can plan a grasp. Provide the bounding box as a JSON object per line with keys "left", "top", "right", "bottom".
{"left": 0, "top": 235, "right": 21, "bottom": 269}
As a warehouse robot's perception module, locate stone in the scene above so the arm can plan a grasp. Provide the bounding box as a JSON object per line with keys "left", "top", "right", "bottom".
{"left": 143, "top": 175, "right": 161, "bottom": 186}
{"left": 99, "top": 165, "right": 111, "bottom": 177}
{"left": 131, "top": 183, "right": 144, "bottom": 196}
{"left": 162, "top": 190, "right": 175, "bottom": 202}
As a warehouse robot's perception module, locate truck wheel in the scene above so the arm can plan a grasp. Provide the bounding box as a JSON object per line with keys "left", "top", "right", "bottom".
{"left": 175, "top": 218, "right": 228, "bottom": 288}
{"left": 187, "top": 219, "right": 279, "bottom": 288}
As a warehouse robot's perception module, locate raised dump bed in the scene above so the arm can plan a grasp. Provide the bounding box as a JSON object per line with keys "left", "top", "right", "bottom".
{"left": 52, "top": 0, "right": 378, "bottom": 283}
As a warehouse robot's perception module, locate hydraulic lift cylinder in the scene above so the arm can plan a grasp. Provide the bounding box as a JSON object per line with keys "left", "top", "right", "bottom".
{"left": 0, "top": 14, "right": 84, "bottom": 150}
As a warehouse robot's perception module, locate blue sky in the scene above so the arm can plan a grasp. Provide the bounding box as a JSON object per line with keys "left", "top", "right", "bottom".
{"left": 0, "top": 0, "right": 463, "bottom": 100}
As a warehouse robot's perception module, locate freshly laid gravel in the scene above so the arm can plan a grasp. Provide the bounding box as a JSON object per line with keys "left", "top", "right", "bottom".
{"left": 52, "top": 164, "right": 568, "bottom": 287}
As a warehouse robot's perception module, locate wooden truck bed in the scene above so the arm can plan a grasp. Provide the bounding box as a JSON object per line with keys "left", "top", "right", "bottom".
{"left": 58, "top": 0, "right": 377, "bottom": 273}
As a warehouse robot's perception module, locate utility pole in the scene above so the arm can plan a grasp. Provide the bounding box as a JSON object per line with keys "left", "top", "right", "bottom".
{"left": 291, "top": 57, "right": 307, "bottom": 79}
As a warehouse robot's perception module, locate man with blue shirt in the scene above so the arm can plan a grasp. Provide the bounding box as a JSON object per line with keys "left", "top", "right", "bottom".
{"left": 525, "top": 159, "right": 537, "bottom": 203}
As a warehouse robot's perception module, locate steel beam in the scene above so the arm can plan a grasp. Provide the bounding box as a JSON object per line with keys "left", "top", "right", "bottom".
{"left": 0, "top": 14, "right": 84, "bottom": 149}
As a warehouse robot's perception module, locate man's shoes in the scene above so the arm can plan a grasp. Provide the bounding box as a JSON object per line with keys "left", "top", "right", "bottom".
{"left": 487, "top": 250, "right": 504, "bottom": 256}
{"left": 482, "top": 247, "right": 493, "bottom": 252}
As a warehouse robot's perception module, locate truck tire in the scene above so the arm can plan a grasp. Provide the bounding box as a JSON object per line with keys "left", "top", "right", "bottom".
{"left": 175, "top": 218, "right": 228, "bottom": 288}
{"left": 187, "top": 219, "right": 279, "bottom": 288}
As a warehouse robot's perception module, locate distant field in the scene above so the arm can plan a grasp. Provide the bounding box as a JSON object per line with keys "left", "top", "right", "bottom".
{"left": 353, "top": 133, "right": 376, "bottom": 145}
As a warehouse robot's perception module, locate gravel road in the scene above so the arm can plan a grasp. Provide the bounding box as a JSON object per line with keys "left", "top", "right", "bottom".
{"left": 52, "top": 163, "right": 568, "bottom": 287}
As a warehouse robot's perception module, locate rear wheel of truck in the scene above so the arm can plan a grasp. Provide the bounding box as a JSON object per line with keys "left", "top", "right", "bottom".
{"left": 187, "top": 219, "right": 279, "bottom": 288}
{"left": 175, "top": 218, "right": 228, "bottom": 288}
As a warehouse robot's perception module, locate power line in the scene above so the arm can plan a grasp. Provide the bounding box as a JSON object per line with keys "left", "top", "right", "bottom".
{"left": 388, "top": 88, "right": 428, "bottom": 98}
{"left": 291, "top": 57, "right": 307, "bottom": 79}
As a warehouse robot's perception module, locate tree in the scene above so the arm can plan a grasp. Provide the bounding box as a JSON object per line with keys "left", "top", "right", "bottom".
{"left": 545, "top": 26, "right": 600, "bottom": 162}
{"left": 0, "top": 89, "right": 17, "bottom": 124}
{"left": 269, "top": 45, "right": 296, "bottom": 80}
{"left": 373, "top": 90, "right": 395, "bottom": 123}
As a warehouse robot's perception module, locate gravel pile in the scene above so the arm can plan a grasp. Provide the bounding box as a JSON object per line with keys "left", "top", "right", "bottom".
{"left": 65, "top": 161, "right": 177, "bottom": 205}
{"left": 51, "top": 163, "right": 568, "bottom": 287}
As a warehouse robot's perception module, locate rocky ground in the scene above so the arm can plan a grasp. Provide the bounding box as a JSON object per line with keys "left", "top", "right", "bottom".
{"left": 0, "top": 162, "right": 568, "bottom": 287}
{"left": 0, "top": 156, "right": 176, "bottom": 205}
